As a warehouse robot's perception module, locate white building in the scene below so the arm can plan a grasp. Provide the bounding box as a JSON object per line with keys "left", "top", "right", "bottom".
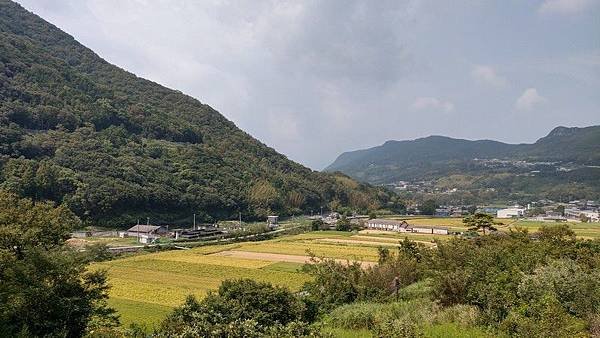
{"left": 366, "top": 219, "right": 411, "bottom": 232}
{"left": 411, "top": 226, "right": 449, "bottom": 235}
{"left": 565, "top": 208, "right": 599, "bottom": 222}
{"left": 497, "top": 208, "right": 526, "bottom": 219}
{"left": 366, "top": 219, "right": 449, "bottom": 235}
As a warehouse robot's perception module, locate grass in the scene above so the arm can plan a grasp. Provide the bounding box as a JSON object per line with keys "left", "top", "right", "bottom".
{"left": 321, "top": 327, "right": 372, "bottom": 337}
{"left": 92, "top": 246, "right": 313, "bottom": 329}
{"left": 358, "top": 231, "right": 452, "bottom": 242}
{"left": 236, "top": 240, "right": 381, "bottom": 261}
{"left": 262, "top": 261, "right": 305, "bottom": 273}
{"left": 107, "top": 298, "right": 172, "bottom": 328}
{"left": 324, "top": 297, "right": 494, "bottom": 338}
{"left": 381, "top": 216, "right": 600, "bottom": 239}
{"left": 423, "top": 323, "right": 496, "bottom": 338}
{"left": 502, "top": 220, "right": 600, "bottom": 239}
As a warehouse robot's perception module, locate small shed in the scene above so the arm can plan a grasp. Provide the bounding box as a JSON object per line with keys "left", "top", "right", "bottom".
{"left": 267, "top": 215, "right": 279, "bottom": 228}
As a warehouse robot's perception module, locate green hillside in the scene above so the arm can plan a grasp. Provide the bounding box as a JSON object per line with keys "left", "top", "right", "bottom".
{"left": 0, "top": 0, "right": 392, "bottom": 226}
{"left": 325, "top": 126, "right": 600, "bottom": 202}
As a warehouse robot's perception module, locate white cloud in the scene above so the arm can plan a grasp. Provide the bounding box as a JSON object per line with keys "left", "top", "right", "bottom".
{"left": 539, "top": 0, "right": 597, "bottom": 15}
{"left": 515, "top": 88, "right": 546, "bottom": 110}
{"left": 471, "top": 65, "right": 508, "bottom": 87}
{"left": 411, "top": 97, "right": 454, "bottom": 113}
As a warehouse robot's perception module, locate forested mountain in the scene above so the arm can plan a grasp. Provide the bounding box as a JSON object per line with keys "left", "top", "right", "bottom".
{"left": 326, "top": 126, "right": 600, "bottom": 202}
{"left": 0, "top": 1, "right": 394, "bottom": 227}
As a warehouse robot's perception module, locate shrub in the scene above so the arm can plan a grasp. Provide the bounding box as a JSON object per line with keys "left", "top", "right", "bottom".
{"left": 373, "top": 319, "right": 422, "bottom": 338}
{"left": 433, "top": 304, "right": 480, "bottom": 327}
{"left": 500, "top": 294, "right": 587, "bottom": 337}
{"left": 517, "top": 259, "right": 600, "bottom": 318}
{"left": 157, "top": 279, "right": 310, "bottom": 337}
{"left": 311, "top": 219, "right": 325, "bottom": 231}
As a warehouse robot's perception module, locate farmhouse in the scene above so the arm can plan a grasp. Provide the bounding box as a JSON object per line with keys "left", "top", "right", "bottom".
{"left": 497, "top": 207, "right": 525, "bottom": 218}
{"left": 125, "top": 224, "right": 168, "bottom": 237}
{"left": 366, "top": 219, "right": 412, "bottom": 232}
{"left": 411, "top": 225, "right": 449, "bottom": 235}
{"left": 565, "top": 208, "right": 600, "bottom": 222}
{"left": 366, "top": 219, "right": 450, "bottom": 235}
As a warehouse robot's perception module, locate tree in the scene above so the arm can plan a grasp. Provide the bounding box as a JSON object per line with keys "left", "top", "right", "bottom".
{"left": 335, "top": 215, "right": 351, "bottom": 231}
{"left": 158, "top": 279, "right": 311, "bottom": 337}
{"left": 555, "top": 205, "right": 565, "bottom": 216}
{"left": 537, "top": 224, "right": 576, "bottom": 242}
{"left": 311, "top": 218, "right": 325, "bottom": 231}
{"left": 420, "top": 199, "right": 437, "bottom": 216}
{"left": 462, "top": 213, "right": 498, "bottom": 235}
{"left": 0, "top": 191, "right": 117, "bottom": 336}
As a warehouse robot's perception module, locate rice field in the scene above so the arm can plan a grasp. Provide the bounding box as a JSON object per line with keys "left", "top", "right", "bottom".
{"left": 386, "top": 217, "right": 600, "bottom": 239}
{"left": 94, "top": 219, "right": 599, "bottom": 329}
{"left": 92, "top": 231, "right": 400, "bottom": 327}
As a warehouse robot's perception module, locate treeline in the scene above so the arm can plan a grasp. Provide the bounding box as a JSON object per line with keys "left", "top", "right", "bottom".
{"left": 0, "top": 1, "right": 395, "bottom": 227}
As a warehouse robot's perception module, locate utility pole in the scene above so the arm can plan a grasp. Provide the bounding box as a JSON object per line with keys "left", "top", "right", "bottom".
{"left": 320, "top": 206, "right": 323, "bottom": 217}
{"left": 239, "top": 212, "right": 242, "bottom": 227}
{"left": 193, "top": 213, "right": 196, "bottom": 230}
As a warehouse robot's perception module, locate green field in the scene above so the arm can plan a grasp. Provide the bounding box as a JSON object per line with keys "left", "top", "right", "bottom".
{"left": 386, "top": 217, "right": 600, "bottom": 239}
{"left": 92, "top": 231, "right": 411, "bottom": 327}
{"left": 95, "top": 220, "right": 600, "bottom": 329}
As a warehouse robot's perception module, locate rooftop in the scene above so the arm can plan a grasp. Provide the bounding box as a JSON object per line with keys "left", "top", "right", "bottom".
{"left": 127, "top": 224, "right": 162, "bottom": 233}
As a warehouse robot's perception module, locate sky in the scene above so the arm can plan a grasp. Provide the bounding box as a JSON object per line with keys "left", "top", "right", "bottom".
{"left": 16, "top": 0, "right": 600, "bottom": 170}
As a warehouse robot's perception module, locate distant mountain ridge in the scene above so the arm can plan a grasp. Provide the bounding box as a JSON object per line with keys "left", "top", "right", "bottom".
{"left": 325, "top": 126, "right": 600, "bottom": 202}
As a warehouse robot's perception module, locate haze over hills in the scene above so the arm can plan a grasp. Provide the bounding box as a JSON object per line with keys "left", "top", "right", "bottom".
{"left": 326, "top": 125, "right": 600, "bottom": 203}
{"left": 0, "top": 1, "right": 394, "bottom": 227}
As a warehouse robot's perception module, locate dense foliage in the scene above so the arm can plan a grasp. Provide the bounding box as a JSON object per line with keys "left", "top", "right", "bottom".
{"left": 0, "top": 191, "right": 117, "bottom": 337}
{"left": 156, "top": 279, "right": 323, "bottom": 337}
{"left": 0, "top": 1, "right": 391, "bottom": 227}
{"left": 299, "top": 227, "right": 600, "bottom": 336}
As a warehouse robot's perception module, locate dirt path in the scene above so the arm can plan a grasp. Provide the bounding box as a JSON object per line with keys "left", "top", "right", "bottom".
{"left": 212, "top": 250, "right": 376, "bottom": 268}
{"left": 351, "top": 235, "right": 401, "bottom": 242}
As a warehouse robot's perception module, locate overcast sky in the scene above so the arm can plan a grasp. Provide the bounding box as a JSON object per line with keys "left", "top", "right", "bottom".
{"left": 17, "top": 0, "right": 600, "bottom": 169}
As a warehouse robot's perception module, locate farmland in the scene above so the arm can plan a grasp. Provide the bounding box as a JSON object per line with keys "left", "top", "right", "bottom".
{"left": 93, "top": 218, "right": 600, "bottom": 328}
{"left": 385, "top": 216, "right": 600, "bottom": 239}
{"left": 93, "top": 230, "right": 426, "bottom": 327}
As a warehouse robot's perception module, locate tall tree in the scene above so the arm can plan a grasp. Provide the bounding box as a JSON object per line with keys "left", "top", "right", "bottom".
{"left": 462, "top": 212, "right": 498, "bottom": 235}
{"left": 0, "top": 191, "right": 117, "bottom": 337}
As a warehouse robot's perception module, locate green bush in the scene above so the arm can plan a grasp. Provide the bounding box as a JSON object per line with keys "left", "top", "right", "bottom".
{"left": 373, "top": 318, "right": 421, "bottom": 338}
{"left": 157, "top": 279, "right": 313, "bottom": 337}
{"left": 500, "top": 294, "right": 587, "bottom": 337}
